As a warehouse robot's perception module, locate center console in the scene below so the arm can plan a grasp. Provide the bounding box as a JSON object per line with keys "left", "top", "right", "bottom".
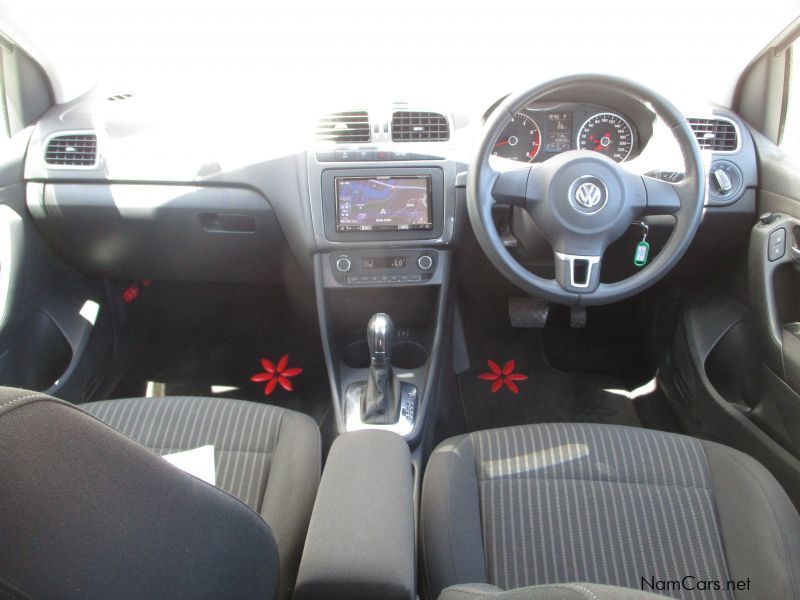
{"left": 294, "top": 430, "right": 416, "bottom": 600}
{"left": 307, "top": 143, "right": 458, "bottom": 446}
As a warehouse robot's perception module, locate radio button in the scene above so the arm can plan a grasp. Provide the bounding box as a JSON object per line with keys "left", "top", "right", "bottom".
{"left": 418, "top": 255, "right": 434, "bottom": 270}
{"left": 335, "top": 150, "right": 357, "bottom": 162}
{"left": 354, "top": 149, "right": 373, "bottom": 161}
{"left": 335, "top": 257, "right": 352, "bottom": 272}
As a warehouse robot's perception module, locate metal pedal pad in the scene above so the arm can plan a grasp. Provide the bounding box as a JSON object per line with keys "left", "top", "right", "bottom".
{"left": 570, "top": 305, "right": 587, "bottom": 329}
{"left": 508, "top": 297, "right": 549, "bottom": 328}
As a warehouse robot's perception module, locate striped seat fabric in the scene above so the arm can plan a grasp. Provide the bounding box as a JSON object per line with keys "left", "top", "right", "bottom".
{"left": 422, "top": 422, "right": 800, "bottom": 600}
{"left": 473, "top": 424, "right": 729, "bottom": 596}
{"left": 82, "top": 395, "right": 320, "bottom": 600}
{"left": 83, "top": 396, "right": 284, "bottom": 509}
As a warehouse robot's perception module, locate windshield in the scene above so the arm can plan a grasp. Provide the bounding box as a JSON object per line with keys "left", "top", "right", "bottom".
{"left": 2, "top": 0, "right": 799, "bottom": 109}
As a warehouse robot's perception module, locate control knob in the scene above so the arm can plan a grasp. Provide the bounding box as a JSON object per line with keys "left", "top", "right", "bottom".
{"left": 336, "top": 256, "right": 352, "bottom": 272}
{"left": 418, "top": 255, "right": 433, "bottom": 271}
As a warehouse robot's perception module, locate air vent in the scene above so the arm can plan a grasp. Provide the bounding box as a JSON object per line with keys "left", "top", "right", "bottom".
{"left": 107, "top": 92, "right": 134, "bottom": 102}
{"left": 391, "top": 111, "right": 449, "bottom": 142}
{"left": 44, "top": 133, "right": 98, "bottom": 167}
{"left": 316, "top": 111, "right": 370, "bottom": 143}
{"left": 687, "top": 117, "right": 738, "bottom": 152}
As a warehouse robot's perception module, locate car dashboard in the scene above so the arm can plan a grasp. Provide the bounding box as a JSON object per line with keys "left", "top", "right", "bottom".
{"left": 21, "top": 83, "right": 757, "bottom": 290}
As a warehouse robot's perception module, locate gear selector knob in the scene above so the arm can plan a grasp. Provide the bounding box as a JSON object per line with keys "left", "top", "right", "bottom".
{"left": 367, "top": 313, "right": 394, "bottom": 367}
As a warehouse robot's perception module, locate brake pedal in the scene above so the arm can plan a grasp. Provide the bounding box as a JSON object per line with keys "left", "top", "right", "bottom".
{"left": 508, "top": 297, "right": 549, "bottom": 328}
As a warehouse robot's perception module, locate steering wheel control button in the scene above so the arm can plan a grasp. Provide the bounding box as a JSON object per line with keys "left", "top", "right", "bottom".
{"left": 335, "top": 256, "right": 352, "bottom": 272}
{"left": 417, "top": 255, "right": 434, "bottom": 270}
{"left": 568, "top": 175, "right": 608, "bottom": 214}
{"left": 769, "top": 228, "right": 786, "bottom": 262}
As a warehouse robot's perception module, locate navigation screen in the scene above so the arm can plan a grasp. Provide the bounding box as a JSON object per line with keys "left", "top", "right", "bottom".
{"left": 335, "top": 176, "right": 433, "bottom": 232}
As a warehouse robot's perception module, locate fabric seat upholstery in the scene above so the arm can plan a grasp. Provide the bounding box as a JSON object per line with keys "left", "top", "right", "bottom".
{"left": 82, "top": 396, "right": 320, "bottom": 600}
{"left": 421, "top": 423, "right": 800, "bottom": 599}
{"left": 0, "top": 388, "right": 280, "bottom": 600}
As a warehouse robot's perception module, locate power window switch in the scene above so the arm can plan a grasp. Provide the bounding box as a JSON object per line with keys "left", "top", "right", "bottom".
{"left": 768, "top": 228, "right": 786, "bottom": 262}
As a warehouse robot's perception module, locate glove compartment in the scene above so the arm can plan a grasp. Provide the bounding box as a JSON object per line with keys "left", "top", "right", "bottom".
{"left": 27, "top": 182, "right": 286, "bottom": 282}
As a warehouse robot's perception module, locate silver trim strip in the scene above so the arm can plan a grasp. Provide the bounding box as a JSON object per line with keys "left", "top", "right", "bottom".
{"left": 554, "top": 252, "right": 601, "bottom": 289}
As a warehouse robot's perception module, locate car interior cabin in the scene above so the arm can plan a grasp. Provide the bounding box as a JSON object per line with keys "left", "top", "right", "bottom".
{"left": 1, "top": 2, "right": 800, "bottom": 599}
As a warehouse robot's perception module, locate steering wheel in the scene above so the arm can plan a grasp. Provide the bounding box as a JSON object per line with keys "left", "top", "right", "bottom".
{"left": 467, "top": 74, "right": 704, "bottom": 306}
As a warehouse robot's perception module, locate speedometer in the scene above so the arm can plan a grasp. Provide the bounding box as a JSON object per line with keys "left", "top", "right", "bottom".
{"left": 492, "top": 113, "right": 541, "bottom": 162}
{"left": 577, "top": 112, "right": 634, "bottom": 162}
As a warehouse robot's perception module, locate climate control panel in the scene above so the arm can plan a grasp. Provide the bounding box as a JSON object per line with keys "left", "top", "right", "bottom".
{"left": 324, "top": 249, "right": 442, "bottom": 287}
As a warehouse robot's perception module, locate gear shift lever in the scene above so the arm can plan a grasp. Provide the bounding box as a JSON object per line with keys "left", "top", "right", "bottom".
{"left": 362, "top": 313, "right": 398, "bottom": 424}
{"left": 367, "top": 313, "right": 393, "bottom": 367}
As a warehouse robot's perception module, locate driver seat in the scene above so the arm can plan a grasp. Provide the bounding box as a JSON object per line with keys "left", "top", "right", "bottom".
{"left": 421, "top": 423, "right": 800, "bottom": 599}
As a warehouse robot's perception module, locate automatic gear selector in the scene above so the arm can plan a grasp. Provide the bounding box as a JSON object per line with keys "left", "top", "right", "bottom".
{"left": 344, "top": 313, "right": 419, "bottom": 430}
{"left": 362, "top": 314, "right": 398, "bottom": 424}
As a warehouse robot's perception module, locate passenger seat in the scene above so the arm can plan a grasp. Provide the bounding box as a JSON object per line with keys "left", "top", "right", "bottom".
{"left": 0, "top": 390, "right": 320, "bottom": 600}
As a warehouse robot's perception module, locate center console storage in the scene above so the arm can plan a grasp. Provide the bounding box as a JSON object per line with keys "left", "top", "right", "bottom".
{"left": 314, "top": 267, "right": 451, "bottom": 442}
{"left": 294, "top": 430, "right": 415, "bottom": 600}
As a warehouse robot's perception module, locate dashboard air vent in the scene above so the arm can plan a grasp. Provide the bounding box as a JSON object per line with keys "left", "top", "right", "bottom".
{"left": 687, "top": 117, "right": 738, "bottom": 152}
{"left": 107, "top": 92, "right": 134, "bottom": 102}
{"left": 316, "top": 111, "right": 371, "bottom": 143}
{"left": 391, "top": 111, "right": 449, "bottom": 142}
{"left": 44, "top": 133, "right": 98, "bottom": 167}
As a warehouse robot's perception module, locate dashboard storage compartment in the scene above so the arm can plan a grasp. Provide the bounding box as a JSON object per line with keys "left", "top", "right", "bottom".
{"left": 294, "top": 430, "right": 415, "bottom": 600}
{"left": 28, "top": 183, "right": 284, "bottom": 283}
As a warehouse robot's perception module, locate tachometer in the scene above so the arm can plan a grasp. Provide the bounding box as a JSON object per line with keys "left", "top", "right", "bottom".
{"left": 492, "top": 113, "right": 541, "bottom": 162}
{"left": 577, "top": 112, "right": 634, "bottom": 162}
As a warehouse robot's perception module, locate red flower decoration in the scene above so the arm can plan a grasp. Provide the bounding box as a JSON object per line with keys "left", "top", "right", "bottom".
{"left": 250, "top": 355, "right": 303, "bottom": 396}
{"left": 478, "top": 359, "right": 528, "bottom": 394}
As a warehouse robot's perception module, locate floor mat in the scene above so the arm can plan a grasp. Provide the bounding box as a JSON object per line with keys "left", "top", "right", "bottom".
{"left": 459, "top": 313, "right": 641, "bottom": 433}
{"left": 113, "top": 308, "right": 332, "bottom": 432}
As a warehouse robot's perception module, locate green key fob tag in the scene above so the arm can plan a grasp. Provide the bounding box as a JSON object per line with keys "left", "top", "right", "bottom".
{"left": 634, "top": 241, "right": 650, "bottom": 267}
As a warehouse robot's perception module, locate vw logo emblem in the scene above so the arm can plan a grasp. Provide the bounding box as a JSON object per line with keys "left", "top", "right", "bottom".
{"left": 575, "top": 182, "right": 603, "bottom": 208}
{"left": 569, "top": 176, "right": 608, "bottom": 214}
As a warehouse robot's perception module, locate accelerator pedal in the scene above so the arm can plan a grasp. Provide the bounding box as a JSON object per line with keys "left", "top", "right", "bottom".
{"left": 508, "top": 297, "right": 549, "bottom": 328}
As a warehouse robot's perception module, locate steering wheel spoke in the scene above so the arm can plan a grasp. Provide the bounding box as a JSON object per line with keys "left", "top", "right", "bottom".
{"left": 491, "top": 166, "right": 529, "bottom": 207}
{"left": 554, "top": 251, "right": 603, "bottom": 293}
{"left": 490, "top": 163, "right": 546, "bottom": 208}
{"left": 641, "top": 174, "right": 682, "bottom": 215}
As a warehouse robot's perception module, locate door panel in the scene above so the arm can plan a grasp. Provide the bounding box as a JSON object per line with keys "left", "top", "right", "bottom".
{"left": 744, "top": 132, "right": 800, "bottom": 455}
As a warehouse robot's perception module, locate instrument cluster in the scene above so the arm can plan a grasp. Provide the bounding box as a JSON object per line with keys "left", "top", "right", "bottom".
{"left": 492, "top": 102, "right": 640, "bottom": 164}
